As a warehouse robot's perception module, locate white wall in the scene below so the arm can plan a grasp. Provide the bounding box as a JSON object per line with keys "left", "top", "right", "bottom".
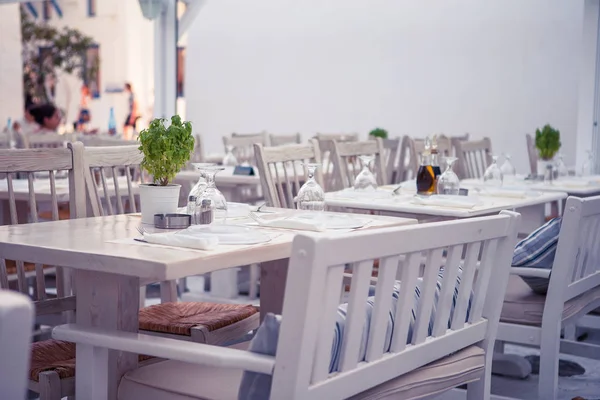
{"left": 0, "top": 4, "right": 24, "bottom": 127}
{"left": 185, "top": 0, "right": 584, "bottom": 173}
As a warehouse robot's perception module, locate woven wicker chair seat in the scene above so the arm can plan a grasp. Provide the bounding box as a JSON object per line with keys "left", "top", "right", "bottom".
{"left": 30, "top": 339, "right": 151, "bottom": 382}
{"left": 139, "top": 302, "right": 259, "bottom": 336}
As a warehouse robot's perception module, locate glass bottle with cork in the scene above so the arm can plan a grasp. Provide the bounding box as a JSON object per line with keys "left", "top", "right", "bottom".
{"left": 416, "top": 136, "right": 439, "bottom": 195}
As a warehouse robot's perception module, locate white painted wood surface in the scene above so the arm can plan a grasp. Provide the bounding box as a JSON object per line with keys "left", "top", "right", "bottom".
{"left": 452, "top": 137, "right": 494, "bottom": 180}
{"left": 497, "top": 195, "right": 600, "bottom": 399}
{"left": 329, "top": 138, "right": 387, "bottom": 190}
{"left": 224, "top": 132, "right": 269, "bottom": 164}
{"left": 461, "top": 177, "right": 600, "bottom": 197}
{"left": 0, "top": 290, "right": 34, "bottom": 400}
{"left": 53, "top": 211, "right": 519, "bottom": 400}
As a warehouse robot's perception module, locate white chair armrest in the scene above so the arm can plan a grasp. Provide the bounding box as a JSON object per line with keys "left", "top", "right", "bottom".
{"left": 509, "top": 267, "right": 551, "bottom": 279}
{"left": 52, "top": 324, "right": 275, "bottom": 375}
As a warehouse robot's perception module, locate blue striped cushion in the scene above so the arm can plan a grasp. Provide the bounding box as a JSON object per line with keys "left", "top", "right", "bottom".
{"left": 512, "top": 217, "right": 561, "bottom": 294}
{"left": 238, "top": 268, "right": 472, "bottom": 400}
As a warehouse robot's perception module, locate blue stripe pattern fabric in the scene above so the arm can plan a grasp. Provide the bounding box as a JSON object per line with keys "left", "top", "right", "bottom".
{"left": 512, "top": 217, "right": 561, "bottom": 294}
{"left": 238, "top": 267, "right": 472, "bottom": 400}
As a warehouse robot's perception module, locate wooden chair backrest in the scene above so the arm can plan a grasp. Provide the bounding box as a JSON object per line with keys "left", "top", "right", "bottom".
{"left": 253, "top": 140, "right": 323, "bottom": 209}
{"left": 394, "top": 136, "right": 453, "bottom": 182}
{"left": 0, "top": 142, "right": 86, "bottom": 314}
{"left": 223, "top": 133, "right": 269, "bottom": 165}
{"left": 270, "top": 133, "right": 302, "bottom": 147}
{"left": 549, "top": 196, "right": 600, "bottom": 303}
{"left": 526, "top": 133, "right": 538, "bottom": 175}
{"left": 382, "top": 138, "right": 401, "bottom": 184}
{"left": 82, "top": 145, "right": 144, "bottom": 217}
{"left": 329, "top": 138, "right": 387, "bottom": 190}
{"left": 315, "top": 133, "right": 359, "bottom": 142}
{"left": 271, "top": 212, "right": 520, "bottom": 399}
{"left": 24, "top": 134, "right": 67, "bottom": 149}
{"left": 79, "top": 136, "right": 137, "bottom": 147}
{"left": 452, "top": 137, "right": 493, "bottom": 179}
{"left": 0, "top": 290, "right": 34, "bottom": 400}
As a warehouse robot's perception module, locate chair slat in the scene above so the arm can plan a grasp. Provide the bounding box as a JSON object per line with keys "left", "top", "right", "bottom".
{"left": 311, "top": 264, "right": 345, "bottom": 383}
{"left": 450, "top": 242, "right": 481, "bottom": 329}
{"left": 48, "top": 170, "right": 59, "bottom": 221}
{"left": 412, "top": 248, "right": 444, "bottom": 345}
{"left": 432, "top": 244, "right": 464, "bottom": 337}
{"left": 390, "top": 252, "right": 421, "bottom": 352}
{"left": 112, "top": 166, "right": 124, "bottom": 214}
{"left": 469, "top": 239, "right": 499, "bottom": 323}
{"left": 6, "top": 174, "right": 18, "bottom": 225}
{"left": 0, "top": 259, "right": 8, "bottom": 289}
{"left": 365, "top": 255, "right": 399, "bottom": 362}
{"left": 35, "top": 263, "right": 47, "bottom": 300}
{"left": 125, "top": 167, "right": 136, "bottom": 213}
{"left": 27, "top": 173, "right": 38, "bottom": 223}
{"left": 99, "top": 168, "right": 114, "bottom": 215}
{"left": 339, "top": 260, "right": 374, "bottom": 372}
{"left": 282, "top": 162, "right": 295, "bottom": 209}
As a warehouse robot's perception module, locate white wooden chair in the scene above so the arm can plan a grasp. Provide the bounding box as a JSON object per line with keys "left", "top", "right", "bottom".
{"left": 254, "top": 140, "right": 323, "bottom": 209}
{"left": 382, "top": 137, "right": 401, "bottom": 184}
{"left": 314, "top": 133, "right": 359, "bottom": 191}
{"left": 269, "top": 133, "right": 302, "bottom": 146}
{"left": 0, "top": 143, "right": 86, "bottom": 400}
{"left": 82, "top": 145, "right": 260, "bottom": 344}
{"left": 330, "top": 138, "right": 387, "bottom": 190}
{"left": 526, "top": 133, "right": 538, "bottom": 175}
{"left": 53, "top": 211, "right": 520, "bottom": 399}
{"left": 389, "top": 136, "right": 453, "bottom": 184}
{"left": 0, "top": 290, "right": 35, "bottom": 400}
{"left": 23, "top": 134, "right": 68, "bottom": 149}
{"left": 224, "top": 133, "right": 269, "bottom": 165}
{"left": 452, "top": 137, "right": 493, "bottom": 179}
{"left": 495, "top": 195, "right": 600, "bottom": 399}
{"left": 79, "top": 136, "right": 138, "bottom": 147}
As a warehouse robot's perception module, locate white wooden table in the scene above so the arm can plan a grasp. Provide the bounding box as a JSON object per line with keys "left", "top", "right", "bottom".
{"left": 0, "top": 210, "right": 415, "bottom": 399}
{"left": 325, "top": 186, "right": 567, "bottom": 234}
{"left": 462, "top": 176, "right": 600, "bottom": 197}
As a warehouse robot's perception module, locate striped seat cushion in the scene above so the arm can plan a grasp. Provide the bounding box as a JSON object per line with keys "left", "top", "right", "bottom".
{"left": 512, "top": 217, "right": 562, "bottom": 294}
{"left": 238, "top": 268, "right": 472, "bottom": 400}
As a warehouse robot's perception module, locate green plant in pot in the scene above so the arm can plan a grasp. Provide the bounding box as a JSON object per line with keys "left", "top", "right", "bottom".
{"left": 534, "top": 124, "right": 561, "bottom": 179}
{"left": 369, "top": 127, "right": 388, "bottom": 140}
{"left": 138, "top": 115, "right": 195, "bottom": 224}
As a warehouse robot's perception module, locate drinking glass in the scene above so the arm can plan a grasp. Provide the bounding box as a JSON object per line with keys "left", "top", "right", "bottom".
{"left": 580, "top": 151, "right": 595, "bottom": 177}
{"left": 555, "top": 154, "right": 568, "bottom": 179}
{"left": 196, "top": 166, "right": 228, "bottom": 224}
{"left": 437, "top": 157, "right": 460, "bottom": 195}
{"left": 295, "top": 163, "right": 325, "bottom": 211}
{"left": 222, "top": 145, "right": 238, "bottom": 167}
{"left": 186, "top": 163, "right": 215, "bottom": 216}
{"left": 483, "top": 156, "right": 503, "bottom": 186}
{"left": 500, "top": 153, "right": 517, "bottom": 180}
{"left": 353, "top": 155, "right": 377, "bottom": 191}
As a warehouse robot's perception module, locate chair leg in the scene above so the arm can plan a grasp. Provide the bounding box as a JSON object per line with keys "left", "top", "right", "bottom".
{"left": 249, "top": 263, "right": 260, "bottom": 300}
{"left": 563, "top": 323, "right": 576, "bottom": 341}
{"left": 538, "top": 320, "right": 561, "bottom": 400}
{"left": 466, "top": 360, "right": 491, "bottom": 400}
{"left": 38, "top": 371, "right": 62, "bottom": 400}
{"left": 139, "top": 285, "right": 147, "bottom": 307}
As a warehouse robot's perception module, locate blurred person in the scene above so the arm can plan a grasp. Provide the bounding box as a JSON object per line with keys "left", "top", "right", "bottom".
{"left": 29, "top": 103, "right": 61, "bottom": 133}
{"left": 123, "top": 82, "right": 140, "bottom": 139}
{"left": 77, "top": 84, "right": 92, "bottom": 132}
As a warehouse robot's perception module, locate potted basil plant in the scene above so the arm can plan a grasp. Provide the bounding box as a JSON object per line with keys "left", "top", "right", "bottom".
{"left": 138, "top": 115, "right": 195, "bottom": 224}
{"left": 369, "top": 127, "right": 388, "bottom": 140}
{"left": 534, "top": 124, "right": 561, "bottom": 176}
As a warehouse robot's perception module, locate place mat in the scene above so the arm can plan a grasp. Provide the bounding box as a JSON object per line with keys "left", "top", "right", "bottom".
{"left": 410, "top": 195, "right": 483, "bottom": 209}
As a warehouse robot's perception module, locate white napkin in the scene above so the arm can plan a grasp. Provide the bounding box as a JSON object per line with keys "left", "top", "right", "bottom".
{"left": 332, "top": 188, "right": 392, "bottom": 200}
{"left": 476, "top": 188, "right": 530, "bottom": 198}
{"left": 555, "top": 179, "right": 600, "bottom": 188}
{"left": 142, "top": 232, "right": 219, "bottom": 250}
{"left": 252, "top": 216, "right": 326, "bottom": 232}
{"left": 411, "top": 195, "right": 481, "bottom": 209}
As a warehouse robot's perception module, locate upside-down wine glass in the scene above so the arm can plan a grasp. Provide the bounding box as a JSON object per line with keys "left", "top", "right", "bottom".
{"left": 354, "top": 155, "right": 377, "bottom": 190}
{"left": 222, "top": 145, "right": 238, "bottom": 167}
{"left": 196, "top": 166, "right": 228, "bottom": 224}
{"left": 295, "top": 163, "right": 325, "bottom": 211}
{"left": 500, "top": 153, "right": 517, "bottom": 182}
{"left": 437, "top": 157, "right": 460, "bottom": 195}
{"left": 580, "top": 150, "right": 595, "bottom": 177}
{"left": 186, "top": 163, "right": 215, "bottom": 216}
{"left": 483, "top": 155, "right": 503, "bottom": 187}
{"left": 555, "top": 154, "right": 568, "bottom": 179}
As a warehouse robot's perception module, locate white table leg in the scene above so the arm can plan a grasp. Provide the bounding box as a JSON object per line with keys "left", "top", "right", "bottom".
{"left": 210, "top": 268, "right": 239, "bottom": 299}
{"left": 260, "top": 258, "right": 289, "bottom": 322}
{"left": 75, "top": 270, "right": 140, "bottom": 400}
{"left": 515, "top": 204, "right": 545, "bottom": 236}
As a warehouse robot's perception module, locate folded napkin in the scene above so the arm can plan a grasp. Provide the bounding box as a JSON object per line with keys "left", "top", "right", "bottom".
{"left": 252, "top": 216, "right": 326, "bottom": 232}
{"left": 142, "top": 232, "right": 219, "bottom": 250}
{"left": 411, "top": 195, "right": 481, "bottom": 209}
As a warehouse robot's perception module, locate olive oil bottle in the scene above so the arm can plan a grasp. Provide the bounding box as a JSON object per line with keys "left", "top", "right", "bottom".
{"left": 416, "top": 137, "right": 436, "bottom": 195}
{"left": 430, "top": 135, "right": 442, "bottom": 191}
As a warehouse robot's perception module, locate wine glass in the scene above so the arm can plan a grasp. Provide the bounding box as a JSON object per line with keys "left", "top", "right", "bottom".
{"left": 500, "top": 153, "right": 517, "bottom": 181}
{"left": 353, "top": 155, "right": 377, "bottom": 191}
{"left": 437, "top": 157, "right": 460, "bottom": 195}
{"left": 295, "top": 163, "right": 325, "bottom": 211}
{"left": 222, "top": 145, "right": 238, "bottom": 167}
{"left": 196, "top": 166, "right": 228, "bottom": 224}
{"left": 483, "top": 155, "right": 503, "bottom": 187}
{"left": 580, "top": 151, "right": 595, "bottom": 177}
{"left": 186, "top": 163, "right": 215, "bottom": 216}
{"left": 555, "top": 154, "right": 568, "bottom": 179}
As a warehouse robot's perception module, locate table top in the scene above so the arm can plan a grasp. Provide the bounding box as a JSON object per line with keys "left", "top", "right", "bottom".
{"left": 0, "top": 209, "right": 416, "bottom": 281}
{"left": 461, "top": 177, "right": 600, "bottom": 196}
{"left": 325, "top": 186, "right": 567, "bottom": 218}
{"left": 175, "top": 166, "right": 260, "bottom": 187}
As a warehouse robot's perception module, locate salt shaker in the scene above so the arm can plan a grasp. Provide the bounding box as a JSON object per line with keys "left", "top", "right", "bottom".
{"left": 194, "top": 198, "right": 213, "bottom": 225}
